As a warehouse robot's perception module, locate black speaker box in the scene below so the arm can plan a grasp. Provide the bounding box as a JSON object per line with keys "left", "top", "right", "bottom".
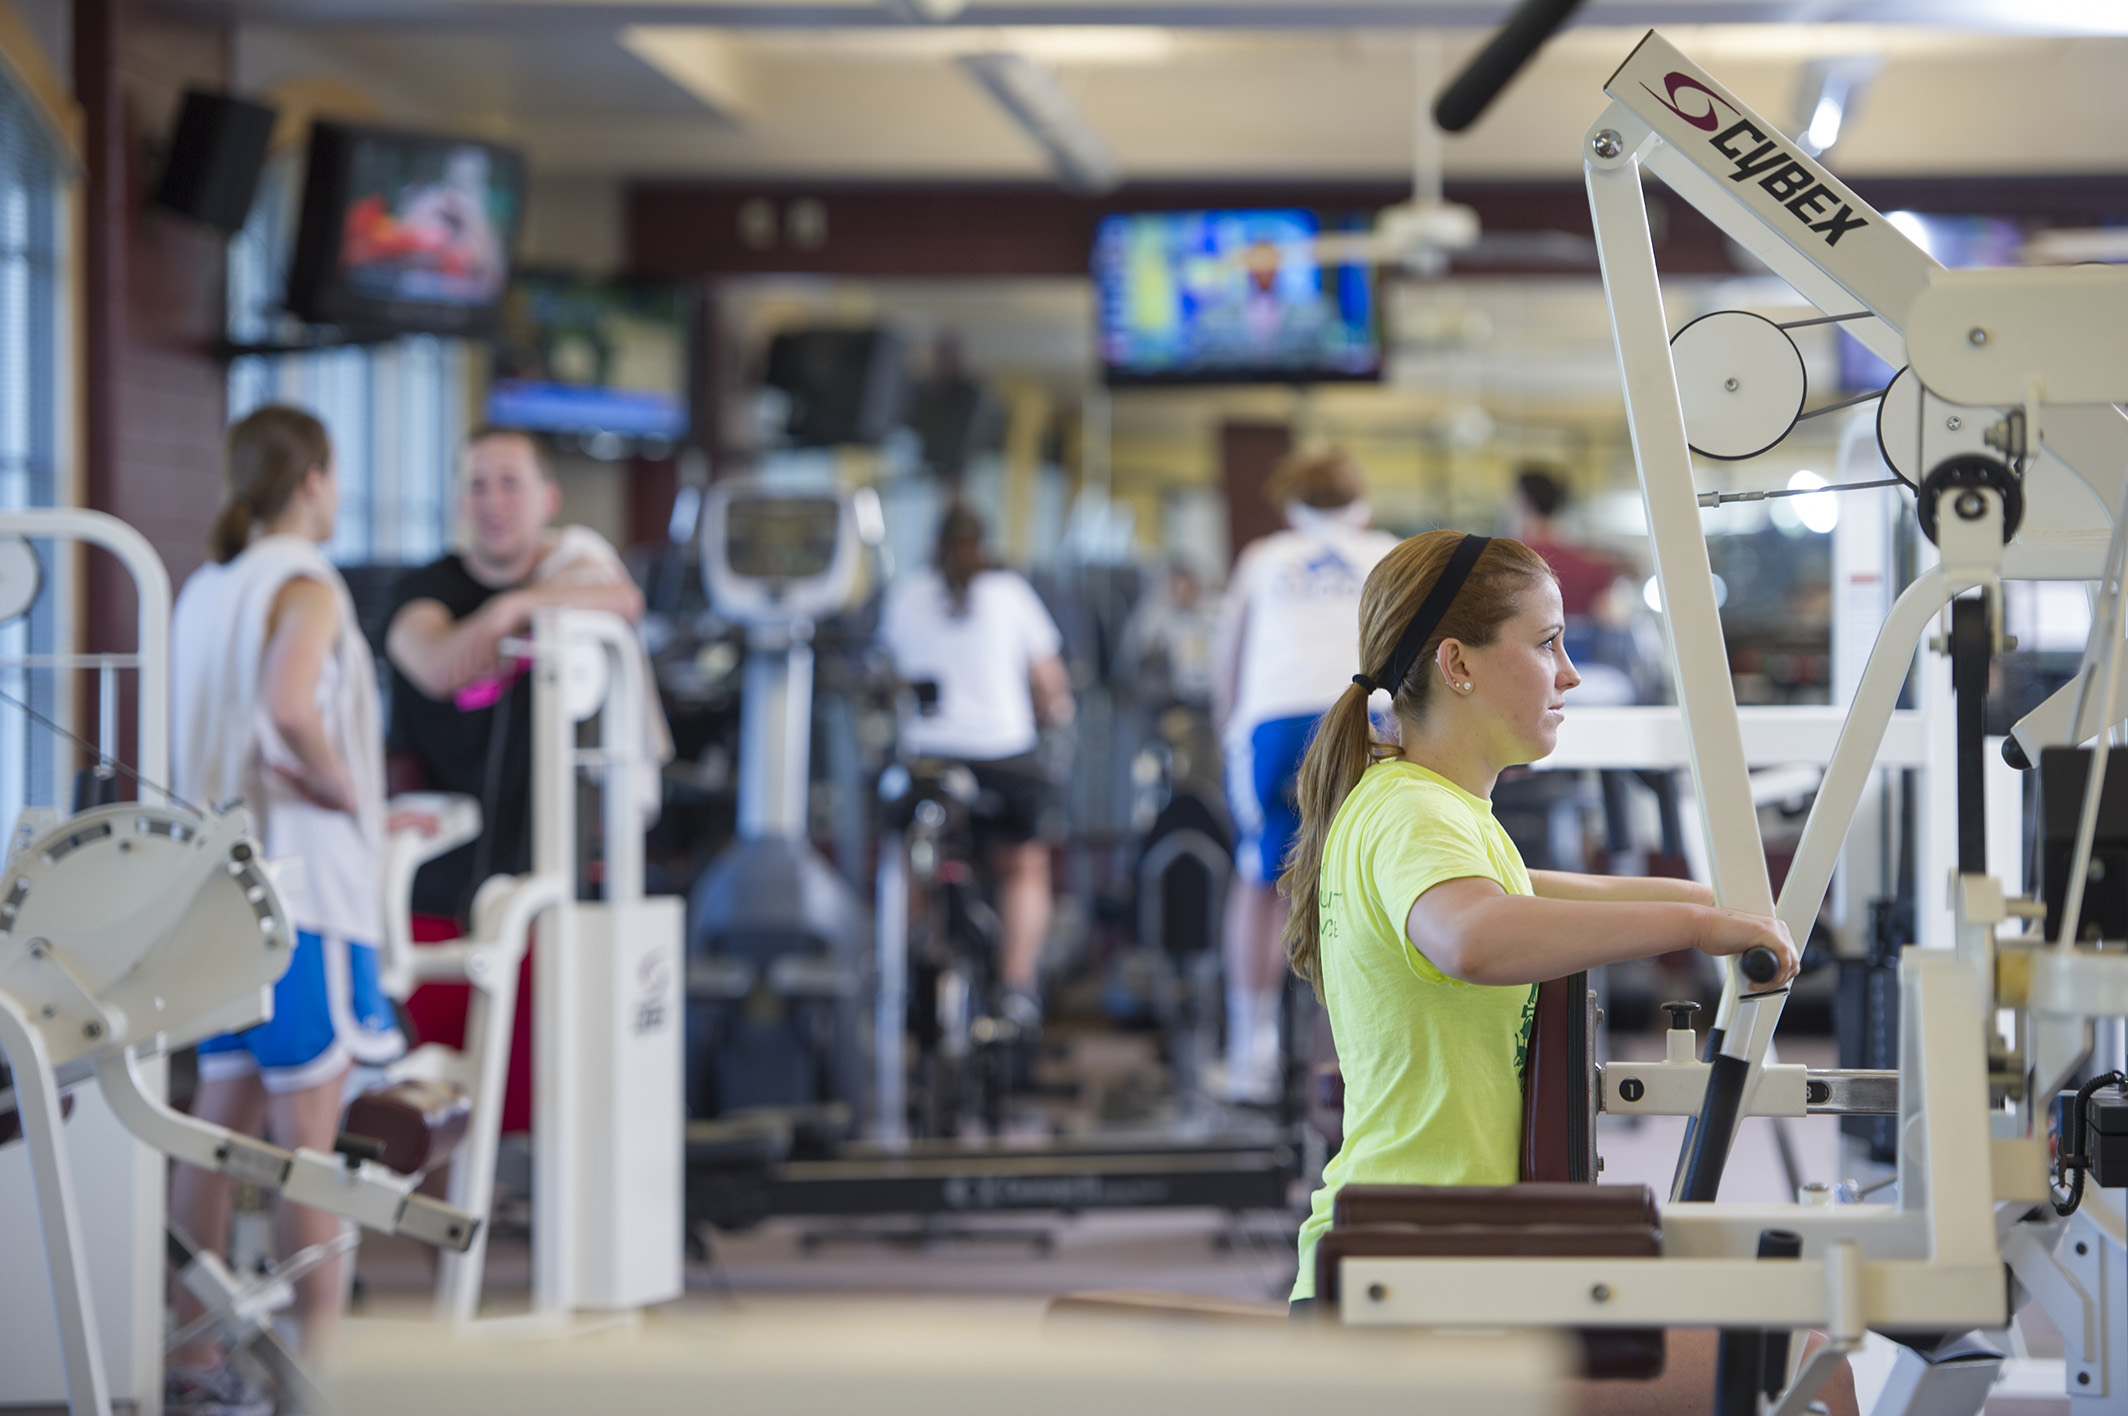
{"left": 154, "top": 90, "right": 277, "bottom": 235}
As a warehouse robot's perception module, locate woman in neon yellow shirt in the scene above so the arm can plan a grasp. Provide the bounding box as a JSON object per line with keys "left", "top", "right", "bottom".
{"left": 1281, "top": 529, "right": 1799, "bottom": 1308}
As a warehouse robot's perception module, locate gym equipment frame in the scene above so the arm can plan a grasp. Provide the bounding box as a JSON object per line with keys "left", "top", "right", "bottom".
{"left": 1332, "top": 31, "right": 2128, "bottom": 1416}
{"left": 0, "top": 509, "right": 480, "bottom": 1416}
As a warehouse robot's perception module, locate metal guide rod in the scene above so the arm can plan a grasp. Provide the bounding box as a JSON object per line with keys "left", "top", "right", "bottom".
{"left": 1696, "top": 476, "right": 1903, "bottom": 508}
{"left": 2055, "top": 466, "right": 2128, "bottom": 948}
{"left": 1951, "top": 598, "right": 1990, "bottom": 876}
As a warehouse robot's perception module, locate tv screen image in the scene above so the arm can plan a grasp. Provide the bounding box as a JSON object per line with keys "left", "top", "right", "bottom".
{"left": 1094, "top": 209, "right": 1379, "bottom": 384}
{"left": 288, "top": 122, "right": 524, "bottom": 337}
{"left": 485, "top": 276, "right": 690, "bottom": 441}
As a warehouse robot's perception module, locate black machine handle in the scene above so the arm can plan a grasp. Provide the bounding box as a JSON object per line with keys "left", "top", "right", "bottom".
{"left": 334, "top": 1132, "right": 387, "bottom": 1170}
{"left": 1662, "top": 1000, "right": 1702, "bottom": 1031}
{"left": 1673, "top": 955, "right": 1787, "bottom": 1203}
{"left": 1434, "top": 0, "right": 1589, "bottom": 133}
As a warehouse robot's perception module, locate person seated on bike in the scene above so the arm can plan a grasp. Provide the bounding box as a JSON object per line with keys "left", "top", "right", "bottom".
{"left": 879, "top": 505, "right": 1074, "bottom": 1032}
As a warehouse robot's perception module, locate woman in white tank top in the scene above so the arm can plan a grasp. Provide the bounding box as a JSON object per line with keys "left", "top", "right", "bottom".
{"left": 167, "top": 406, "right": 401, "bottom": 1399}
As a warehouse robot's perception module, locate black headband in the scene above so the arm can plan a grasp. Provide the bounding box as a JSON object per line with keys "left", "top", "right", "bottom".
{"left": 1352, "top": 534, "right": 1492, "bottom": 696}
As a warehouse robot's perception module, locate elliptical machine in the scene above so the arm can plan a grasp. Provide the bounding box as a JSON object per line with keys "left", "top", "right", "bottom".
{"left": 686, "top": 476, "right": 869, "bottom": 1124}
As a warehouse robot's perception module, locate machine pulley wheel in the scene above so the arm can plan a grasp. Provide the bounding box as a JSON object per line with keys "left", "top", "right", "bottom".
{"left": 1669, "top": 310, "right": 1807, "bottom": 461}
{"left": 1917, "top": 454, "right": 2022, "bottom": 547}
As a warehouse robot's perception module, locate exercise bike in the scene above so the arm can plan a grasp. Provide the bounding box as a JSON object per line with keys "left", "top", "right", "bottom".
{"left": 877, "top": 756, "right": 1027, "bottom": 1140}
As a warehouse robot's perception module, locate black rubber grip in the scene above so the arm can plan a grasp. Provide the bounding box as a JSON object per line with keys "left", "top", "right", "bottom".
{"left": 1434, "top": 0, "right": 1588, "bottom": 133}
{"left": 1741, "top": 946, "right": 1779, "bottom": 984}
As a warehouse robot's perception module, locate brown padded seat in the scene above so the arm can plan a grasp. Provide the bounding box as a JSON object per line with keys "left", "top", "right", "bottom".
{"left": 342, "top": 1078, "right": 472, "bottom": 1176}
{"left": 1317, "top": 1183, "right": 1666, "bottom": 1382}
{"left": 1334, "top": 1182, "right": 1659, "bottom": 1232}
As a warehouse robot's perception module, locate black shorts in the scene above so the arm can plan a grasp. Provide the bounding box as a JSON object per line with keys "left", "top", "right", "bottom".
{"left": 967, "top": 756, "right": 1052, "bottom": 847}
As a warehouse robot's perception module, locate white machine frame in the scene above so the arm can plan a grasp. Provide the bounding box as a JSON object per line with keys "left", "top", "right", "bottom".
{"left": 0, "top": 510, "right": 480, "bottom": 1416}
{"left": 1337, "top": 32, "right": 2128, "bottom": 1416}
{"left": 378, "top": 606, "right": 684, "bottom": 1329}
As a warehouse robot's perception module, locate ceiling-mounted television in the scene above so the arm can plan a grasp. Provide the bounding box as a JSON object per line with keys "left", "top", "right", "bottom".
{"left": 485, "top": 274, "right": 690, "bottom": 442}
{"left": 1093, "top": 209, "right": 1380, "bottom": 385}
{"left": 286, "top": 121, "right": 524, "bottom": 337}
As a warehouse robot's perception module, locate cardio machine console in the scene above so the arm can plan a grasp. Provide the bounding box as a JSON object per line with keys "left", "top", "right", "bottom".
{"left": 700, "top": 475, "right": 864, "bottom": 628}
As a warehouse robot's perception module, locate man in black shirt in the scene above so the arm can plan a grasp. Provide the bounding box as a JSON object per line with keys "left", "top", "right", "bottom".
{"left": 385, "top": 428, "right": 643, "bottom": 922}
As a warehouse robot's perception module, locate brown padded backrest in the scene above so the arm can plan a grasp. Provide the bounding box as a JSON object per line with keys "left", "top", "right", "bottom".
{"left": 1522, "top": 973, "right": 1579, "bottom": 1180}
{"left": 1333, "top": 1182, "right": 1661, "bottom": 1232}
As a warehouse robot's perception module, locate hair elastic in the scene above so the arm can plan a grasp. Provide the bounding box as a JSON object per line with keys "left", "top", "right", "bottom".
{"left": 1364, "top": 533, "right": 1491, "bottom": 697}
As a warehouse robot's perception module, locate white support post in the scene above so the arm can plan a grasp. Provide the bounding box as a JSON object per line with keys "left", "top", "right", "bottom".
{"left": 1586, "top": 105, "right": 1775, "bottom": 956}
{"left": 530, "top": 607, "right": 579, "bottom": 1318}
{"left": 519, "top": 608, "right": 681, "bottom": 1321}
{"left": 737, "top": 633, "right": 814, "bottom": 842}
{"left": 0, "top": 509, "right": 169, "bottom": 1416}
{"left": 2064, "top": 1196, "right": 2127, "bottom": 1406}
{"left": 874, "top": 837, "right": 908, "bottom": 1146}
{"left": 1777, "top": 569, "right": 1974, "bottom": 945}
{"left": 432, "top": 874, "right": 564, "bottom": 1323}
{"left": 1830, "top": 417, "right": 1898, "bottom": 959}
{"left": 0, "top": 990, "right": 110, "bottom": 1416}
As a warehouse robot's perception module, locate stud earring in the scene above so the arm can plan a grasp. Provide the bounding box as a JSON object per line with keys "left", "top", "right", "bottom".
{"left": 1457, "top": 682, "right": 1473, "bottom": 693}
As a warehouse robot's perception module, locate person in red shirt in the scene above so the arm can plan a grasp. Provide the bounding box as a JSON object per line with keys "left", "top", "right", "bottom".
{"left": 1511, "top": 468, "right": 1623, "bottom": 620}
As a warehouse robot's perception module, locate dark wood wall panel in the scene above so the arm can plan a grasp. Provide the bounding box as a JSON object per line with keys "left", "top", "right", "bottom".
{"left": 1220, "top": 421, "right": 1293, "bottom": 569}
{"left": 628, "top": 173, "right": 2128, "bottom": 284}
{"left": 75, "top": 0, "right": 229, "bottom": 784}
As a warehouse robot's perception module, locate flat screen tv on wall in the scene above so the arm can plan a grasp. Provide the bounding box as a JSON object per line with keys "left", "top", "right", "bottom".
{"left": 1093, "top": 208, "right": 1380, "bottom": 385}
{"left": 286, "top": 121, "right": 525, "bottom": 338}
{"left": 484, "top": 275, "right": 690, "bottom": 442}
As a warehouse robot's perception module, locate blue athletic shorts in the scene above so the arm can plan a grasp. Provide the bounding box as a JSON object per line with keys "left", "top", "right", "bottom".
{"left": 1227, "top": 713, "right": 1322, "bottom": 885}
{"left": 196, "top": 930, "right": 404, "bottom": 1094}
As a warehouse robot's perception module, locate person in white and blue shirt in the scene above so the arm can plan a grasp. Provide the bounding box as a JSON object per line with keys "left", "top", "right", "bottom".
{"left": 1212, "top": 448, "right": 1396, "bottom": 1104}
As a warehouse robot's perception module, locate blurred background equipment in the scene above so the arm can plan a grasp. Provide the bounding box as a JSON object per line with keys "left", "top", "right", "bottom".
{"left": 485, "top": 274, "right": 691, "bottom": 449}
{"left": 762, "top": 326, "right": 908, "bottom": 447}
{"left": 687, "top": 475, "right": 868, "bottom": 1128}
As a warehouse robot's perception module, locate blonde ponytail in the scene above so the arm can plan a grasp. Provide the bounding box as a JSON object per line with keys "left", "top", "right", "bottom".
{"left": 1278, "top": 680, "right": 1382, "bottom": 997}
{"left": 1276, "top": 530, "right": 1556, "bottom": 1000}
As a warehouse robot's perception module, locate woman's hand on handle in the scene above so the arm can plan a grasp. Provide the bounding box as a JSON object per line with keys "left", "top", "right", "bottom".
{"left": 1694, "top": 908, "right": 1799, "bottom": 989}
